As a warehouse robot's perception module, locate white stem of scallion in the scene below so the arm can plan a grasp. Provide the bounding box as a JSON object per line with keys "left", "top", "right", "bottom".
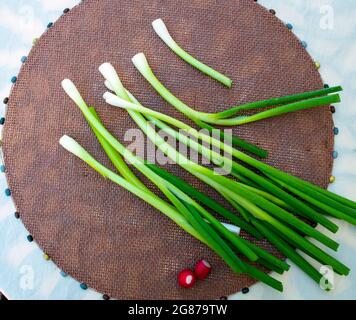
{"left": 62, "top": 79, "right": 88, "bottom": 108}
{"left": 99, "top": 63, "right": 125, "bottom": 95}
{"left": 105, "top": 80, "right": 114, "bottom": 91}
{"left": 152, "top": 18, "right": 177, "bottom": 48}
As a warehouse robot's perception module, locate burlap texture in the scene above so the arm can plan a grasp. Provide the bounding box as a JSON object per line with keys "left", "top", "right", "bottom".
{"left": 3, "top": 0, "right": 333, "bottom": 299}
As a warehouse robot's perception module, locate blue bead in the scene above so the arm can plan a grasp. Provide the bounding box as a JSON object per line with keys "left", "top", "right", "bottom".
{"left": 21, "top": 56, "right": 27, "bottom": 63}
{"left": 333, "top": 127, "right": 339, "bottom": 135}
{"left": 60, "top": 270, "right": 68, "bottom": 277}
{"left": 0, "top": 117, "right": 5, "bottom": 125}
{"left": 80, "top": 283, "right": 88, "bottom": 290}
{"left": 5, "top": 188, "right": 11, "bottom": 196}
{"left": 332, "top": 151, "right": 338, "bottom": 159}
{"left": 286, "top": 23, "right": 293, "bottom": 30}
{"left": 27, "top": 235, "right": 33, "bottom": 242}
{"left": 11, "top": 76, "right": 17, "bottom": 84}
{"left": 242, "top": 287, "right": 250, "bottom": 294}
{"left": 301, "top": 41, "right": 308, "bottom": 48}
{"left": 47, "top": 22, "right": 53, "bottom": 28}
{"left": 0, "top": 165, "right": 5, "bottom": 173}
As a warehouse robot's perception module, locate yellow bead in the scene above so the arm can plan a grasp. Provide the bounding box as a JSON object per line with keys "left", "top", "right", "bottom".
{"left": 315, "top": 61, "right": 321, "bottom": 70}
{"left": 329, "top": 176, "right": 335, "bottom": 183}
{"left": 43, "top": 254, "right": 50, "bottom": 261}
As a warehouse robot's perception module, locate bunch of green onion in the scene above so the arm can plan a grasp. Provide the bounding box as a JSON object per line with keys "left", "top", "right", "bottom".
{"left": 60, "top": 62, "right": 354, "bottom": 292}
{"left": 61, "top": 78, "right": 288, "bottom": 291}
{"left": 58, "top": 20, "right": 353, "bottom": 292}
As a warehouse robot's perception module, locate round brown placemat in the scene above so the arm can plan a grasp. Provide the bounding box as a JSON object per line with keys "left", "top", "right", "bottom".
{"left": 3, "top": 0, "right": 333, "bottom": 299}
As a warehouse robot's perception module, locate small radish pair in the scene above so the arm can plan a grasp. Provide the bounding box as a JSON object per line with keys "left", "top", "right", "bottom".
{"left": 178, "top": 259, "right": 211, "bottom": 288}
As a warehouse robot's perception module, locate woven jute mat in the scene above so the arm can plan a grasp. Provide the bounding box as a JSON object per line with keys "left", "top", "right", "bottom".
{"left": 3, "top": 0, "right": 333, "bottom": 299}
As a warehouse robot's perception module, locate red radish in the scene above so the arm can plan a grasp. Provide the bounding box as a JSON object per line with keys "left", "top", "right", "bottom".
{"left": 178, "top": 269, "right": 196, "bottom": 288}
{"left": 194, "top": 259, "right": 211, "bottom": 280}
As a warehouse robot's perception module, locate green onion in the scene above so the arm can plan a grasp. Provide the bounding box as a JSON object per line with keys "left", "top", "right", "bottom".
{"left": 104, "top": 93, "right": 339, "bottom": 233}
{"left": 128, "top": 110, "right": 342, "bottom": 268}
{"left": 59, "top": 135, "right": 202, "bottom": 242}
{"left": 63, "top": 77, "right": 276, "bottom": 264}
{"left": 266, "top": 174, "right": 356, "bottom": 225}
{"left": 87, "top": 107, "right": 150, "bottom": 193}
{"left": 112, "top": 93, "right": 355, "bottom": 227}
{"left": 161, "top": 182, "right": 259, "bottom": 262}
{"left": 104, "top": 64, "right": 350, "bottom": 232}
{"left": 187, "top": 118, "right": 268, "bottom": 158}
{"left": 152, "top": 19, "right": 232, "bottom": 88}
{"left": 160, "top": 183, "right": 245, "bottom": 273}
{"left": 225, "top": 148, "right": 356, "bottom": 219}
{"left": 98, "top": 65, "right": 263, "bottom": 262}
{"left": 101, "top": 70, "right": 294, "bottom": 280}
{"left": 191, "top": 170, "right": 340, "bottom": 264}
{"left": 267, "top": 223, "right": 349, "bottom": 276}
{"left": 132, "top": 53, "right": 342, "bottom": 125}
{"left": 212, "top": 94, "right": 341, "bottom": 126}
{"left": 145, "top": 162, "right": 263, "bottom": 239}
{"left": 131, "top": 52, "right": 228, "bottom": 122}
{"left": 62, "top": 79, "right": 289, "bottom": 291}
{"left": 251, "top": 219, "right": 323, "bottom": 285}
{"left": 60, "top": 134, "right": 253, "bottom": 281}
{"left": 116, "top": 94, "right": 349, "bottom": 279}
{"left": 214, "top": 86, "right": 343, "bottom": 119}
{"left": 62, "top": 62, "right": 354, "bottom": 291}
{"left": 259, "top": 259, "right": 286, "bottom": 275}
{"left": 237, "top": 236, "right": 290, "bottom": 272}
{"left": 180, "top": 199, "right": 283, "bottom": 291}
{"left": 105, "top": 78, "right": 267, "bottom": 157}
{"left": 146, "top": 116, "right": 339, "bottom": 244}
